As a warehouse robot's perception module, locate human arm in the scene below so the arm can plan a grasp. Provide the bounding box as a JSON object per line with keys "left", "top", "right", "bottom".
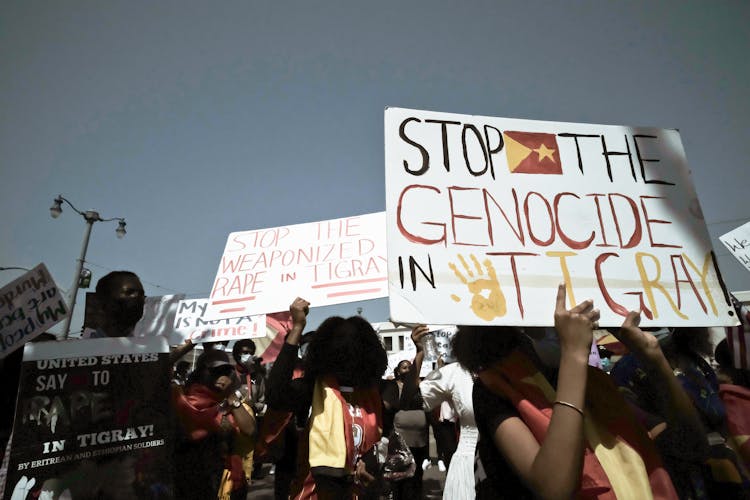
{"left": 612, "top": 312, "right": 708, "bottom": 456}
{"left": 169, "top": 339, "right": 195, "bottom": 366}
{"left": 284, "top": 297, "right": 309, "bottom": 346}
{"left": 419, "top": 364, "right": 449, "bottom": 412}
{"left": 224, "top": 391, "right": 256, "bottom": 437}
{"left": 410, "top": 324, "right": 429, "bottom": 384}
{"left": 491, "top": 283, "right": 599, "bottom": 500}
{"left": 266, "top": 298, "right": 311, "bottom": 412}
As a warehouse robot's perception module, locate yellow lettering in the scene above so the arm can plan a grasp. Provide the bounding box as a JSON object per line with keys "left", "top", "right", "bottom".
{"left": 682, "top": 252, "right": 718, "bottom": 316}
{"left": 635, "top": 252, "right": 687, "bottom": 320}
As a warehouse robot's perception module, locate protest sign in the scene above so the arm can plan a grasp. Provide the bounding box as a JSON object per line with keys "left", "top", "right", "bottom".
{"left": 83, "top": 294, "right": 185, "bottom": 340}
{"left": 431, "top": 326, "right": 457, "bottom": 364}
{"left": 719, "top": 221, "right": 750, "bottom": 272}
{"left": 385, "top": 107, "right": 735, "bottom": 327}
{"left": 3, "top": 337, "right": 173, "bottom": 499}
{"left": 132, "top": 294, "right": 185, "bottom": 338}
{"left": 208, "top": 212, "right": 387, "bottom": 319}
{"left": 172, "top": 298, "right": 266, "bottom": 344}
{"left": 0, "top": 264, "right": 67, "bottom": 359}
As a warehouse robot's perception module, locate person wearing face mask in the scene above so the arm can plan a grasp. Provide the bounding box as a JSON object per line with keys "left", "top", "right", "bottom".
{"left": 89, "top": 271, "right": 145, "bottom": 338}
{"left": 232, "top": 339, "right": 267, "bottom": 417}
{"left": 173, "top": 349, "right": 256, "bottom": 499}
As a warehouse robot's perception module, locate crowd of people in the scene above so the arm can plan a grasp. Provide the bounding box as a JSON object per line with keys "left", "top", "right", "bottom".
{"left": 2, "top": 270, "right": 750, "bottom": 499}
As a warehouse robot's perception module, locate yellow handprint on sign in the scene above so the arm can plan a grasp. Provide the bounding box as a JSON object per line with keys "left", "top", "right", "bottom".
{"left": 449, "top": 254, "right": 507, "bottom": 321}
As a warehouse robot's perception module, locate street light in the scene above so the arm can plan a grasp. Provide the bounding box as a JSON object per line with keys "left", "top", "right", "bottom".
{"left": 51, "top": 195, "right": 127, "bottom": 339}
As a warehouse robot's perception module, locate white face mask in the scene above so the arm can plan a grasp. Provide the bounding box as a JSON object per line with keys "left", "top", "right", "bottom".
{"left": 240, "top": 354, "right": 252, "bottom": 363}
{"left": 213, "top": 344, "right": 226, "bottom": 352}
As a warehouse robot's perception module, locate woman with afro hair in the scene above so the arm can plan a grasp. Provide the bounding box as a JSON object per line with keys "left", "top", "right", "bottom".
{"left": 267, "top": 297, "right": 388, "bottom": 499}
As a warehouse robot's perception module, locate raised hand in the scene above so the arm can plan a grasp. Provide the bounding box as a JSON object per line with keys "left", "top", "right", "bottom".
{"left": 449, "top": 254, "right": 507, "bottom": 321}
{"left": 553, "top": 283, "right": 599, "bottom": 356}
{"left": 613, "top": 311, "right": 663, "bottom": 364}
{"left": 411, "top": 324, "right": 430, "bottom": 351}
{"left": 290, "top": 297, "right": 310, "bottom": 327}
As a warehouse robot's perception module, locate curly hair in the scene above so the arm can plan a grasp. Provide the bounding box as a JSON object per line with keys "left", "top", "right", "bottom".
{"left": 232, "top": 338, "right": 256, "bottom": 358}
{"left": 452, "top": 324, "right": 523, "bottom": 373}
{"left": 303, "top": 315, "right": 387, "bottom": 388}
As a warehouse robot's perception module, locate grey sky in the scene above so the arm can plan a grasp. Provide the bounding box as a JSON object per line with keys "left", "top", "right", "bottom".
{"left": 2, "top": 1, "right": 748, "bottom": 333}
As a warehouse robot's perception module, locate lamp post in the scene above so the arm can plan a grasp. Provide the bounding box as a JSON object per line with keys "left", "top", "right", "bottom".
{"left": 50, "top": 195, "right": 127, "bottom": 339}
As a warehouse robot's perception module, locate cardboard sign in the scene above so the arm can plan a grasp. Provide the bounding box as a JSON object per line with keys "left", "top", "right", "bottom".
{"left": 385, "top": 107, "right": 735, "bottom": 327}
{"left": 0, "top": 264, "right": 68, "bottom": 359}
{"left": 3, "top": 337, "right": 173, "bottom": 499}
{"left": 719, "top": 221, "right": 750, "bottom": 272}
{"left": 172, "top": 298, "right": 266, "bottom": 344}
{"left": 208, "top": 212, "right": 387, "bottom": 319}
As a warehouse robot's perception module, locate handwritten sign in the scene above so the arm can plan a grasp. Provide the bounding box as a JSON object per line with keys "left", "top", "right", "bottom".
{"left": 208, "top": 212, "right": 387, "bottom": 319}
{"left": 385, "top": 107, "right": 735, "bottom": 327}
{"left": 3, "top": 337, "right": 173, "bottom": 499}
{"left": 431, "top": 326, "right": 457, "bottom": 364}
{"left": 720, "top": 222, "right": 750, "bottom": 272}
{"left": 0, "top": 264, "right": 68, "bottom": 359}
{"left": 172, "top": 298, "right": 265, "bottom": 344}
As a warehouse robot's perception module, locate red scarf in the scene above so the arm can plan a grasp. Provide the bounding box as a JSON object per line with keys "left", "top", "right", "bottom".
{"left": 172, "top": 383, "right": 246, "bottom": 489}
{"left": 479, "top": 350, "right": 677, "bottom": 499}
{"left": 172, "top": 383, "right": 223, "bottom": 440}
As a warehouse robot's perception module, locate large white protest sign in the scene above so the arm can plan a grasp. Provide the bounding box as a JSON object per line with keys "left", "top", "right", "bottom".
{"left": 208, "top": 212, "right": 387, "bottom": 319}
{"left": 173, "top": 298, "right": 266, "bottom": 344}
{"left": 0, "top": 264, "right": 68, "bottom": 358}
{"left": 385, "top": 107, "right": 735, "bottom": 327}
{"left": 719, "top": 222, "right": 750, "bottom": 272}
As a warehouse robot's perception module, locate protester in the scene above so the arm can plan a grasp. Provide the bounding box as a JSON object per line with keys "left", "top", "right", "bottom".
{"left": 255, "top": 331, "right": 314, "bottom": 500}
{"left": 456, "top": 283, "right": 697, "bottom": 499}
{"left": 416, "top": 324, "right": 477, "bottom": 500}
{"left": 715, "top": 339, "right": 750, "bottom": 470}
{"left": 232, "top": 339, "right": 267, "bottom": 417}
{"left": 431, "top": 401, "right": 457, "bottom": 472}
{"left": 612, "top": 327, "right": 749, "bottom": 498}
{"left": 172, "top": 349, "right": 256, "bottom": 499}
{"left": 89, "top": 271, "right": 145, "bottom": 338}
{"left": 382, "top": 353, "right": 429, "bottom": 500}
{"left": 267, "top": 297, "right": 387, "bottom": 499}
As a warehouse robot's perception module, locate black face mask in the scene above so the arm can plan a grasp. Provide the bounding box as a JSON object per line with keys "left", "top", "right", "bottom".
{"left": 113, "top": 297, "right": 145, "bottom": 326}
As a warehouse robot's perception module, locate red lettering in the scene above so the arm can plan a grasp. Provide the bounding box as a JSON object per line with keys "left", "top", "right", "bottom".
{"left": 553, "top": 193, "right": 594, "bottom": 250}
{"left": 524, "top": 192, "right": 555, "bottom": 246}
{"left": 640, "top": 196, "right": 681, "bottom": 248}
{"left": 397, "top": 184, "right": 446, "bottom": 245}
{"left": 608, "top": 193, "right": 642, "bottom": 248}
